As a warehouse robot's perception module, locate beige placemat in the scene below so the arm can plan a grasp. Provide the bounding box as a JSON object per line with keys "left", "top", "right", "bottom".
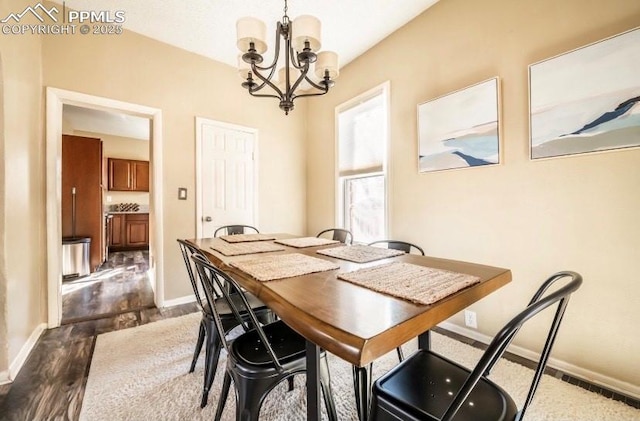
{"left": 338, "top": 262, "right": 481, "bottom": 305}
{"left": 275, "top": 237, "right": 339, "bottom": 248}
{"left": 231, "top": 253, "right": 340, "bottom": 282}
{"left": 220, "top": 233, "right": 276, "bottom": 243}
{"left": 210, "top": 241, "right": 285, "bottom": 257}
{"left": 317, "top": 244, "right": 404, "bottom": 263}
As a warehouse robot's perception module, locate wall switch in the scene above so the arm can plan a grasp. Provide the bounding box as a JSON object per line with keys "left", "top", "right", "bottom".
{"left": 106, "top": 195, "right": 112, "bottom": 203}
{"left": 464, "top": 310, "right": 478, "bottom": 329}
{"left": 178, "top": 187, "right": 187, "bottom": 200}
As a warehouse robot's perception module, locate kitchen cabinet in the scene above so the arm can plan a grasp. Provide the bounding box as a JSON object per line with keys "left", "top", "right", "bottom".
{"left": 108, "top": 158, "right": 150, "bottom": 192}
{"left": 108, "top": 213, "right": 149, "bottom": 250}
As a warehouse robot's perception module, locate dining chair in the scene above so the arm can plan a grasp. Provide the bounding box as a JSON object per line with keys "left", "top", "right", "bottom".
{"left": 214, "top": 224, "right": 259, "bottom": 237}
{"left": 317, "top": 227, "right": 353, "bottom": 245}
{"left": 368, "top": 240, "right": 425, "bottom": 256}
{"left": 177, "top": 239, "right": 274, "bottom": 408}
{"left": 369, "top": 271, "right": 583, "bottom": 421}
{"left": 351, "top": 240, "right": 426, "bottom": 420}
{"left": 191, "top": 254, "right": 338, "bottom": 421}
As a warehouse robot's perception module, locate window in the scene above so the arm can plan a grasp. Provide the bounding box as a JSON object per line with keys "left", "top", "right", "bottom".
{"left": 337, "top": 84, "right": 389, "bottom": 244}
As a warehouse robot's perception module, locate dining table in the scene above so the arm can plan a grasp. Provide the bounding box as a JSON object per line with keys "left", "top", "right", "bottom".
{"left": 187, "top": 234, "right": 512, "bottom": 421}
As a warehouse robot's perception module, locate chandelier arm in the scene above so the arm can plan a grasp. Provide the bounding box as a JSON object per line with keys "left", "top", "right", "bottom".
{"left": 288, "top": 45, "right": 307, "bottom": 70}
{"left": 250, "top": 62, "right": 285, "bottom": 99}
{"left": 253, "top": 22, "right": 286, "bottom": 72}
{"left": 288, "top": 64, "right": 311, "bottom": 96}
{"left": 293, "top": 89, "right": 329, "bottom": 99}
{"left": 248, "top": 91, "right": 282, "bottom": 100}
{"left": 303, "top": 75, "right": 331, "bottom": 92}
{"left": 249, "top": 65, "right": 278, "bottom": 93}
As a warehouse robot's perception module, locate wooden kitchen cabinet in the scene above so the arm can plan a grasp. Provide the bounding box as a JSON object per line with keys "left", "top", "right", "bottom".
{"left": 108, "top": 213, "right": 149, "bottom": 250}
{"left": 108, "top": 158, "right": 150, "bottom": 192}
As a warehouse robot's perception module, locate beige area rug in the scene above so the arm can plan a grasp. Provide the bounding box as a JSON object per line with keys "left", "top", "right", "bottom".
{"left": 339, "top": 262, "right": 480, "bottom": 305}
{"left": 80, "top": 313, "right": 640, "bottom": 421}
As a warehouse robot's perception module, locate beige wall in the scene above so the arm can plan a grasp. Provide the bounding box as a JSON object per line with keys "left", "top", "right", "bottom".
{"left": 307, "top": 0, "right": 640, "bottom": 392}
{"left": 0, "top": 0, "right": 46, "bottom": 376}
{"left": 41, "top": 24, "right": 307, "bottom": 301}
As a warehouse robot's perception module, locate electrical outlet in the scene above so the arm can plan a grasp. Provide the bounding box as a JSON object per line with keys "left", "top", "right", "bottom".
{"left": 106, "top": 195, "right": 112, "bottom": 203}
{"left": 464, "top": 310, "right": 478, "bottom": 329}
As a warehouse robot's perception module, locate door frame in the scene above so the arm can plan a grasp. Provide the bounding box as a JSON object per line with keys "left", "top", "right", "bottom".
{"left": 46, "top": 87, "right": 164, "bottom": 328}
{"left": 195, "top": 117, "right": 259, "bottom": 238}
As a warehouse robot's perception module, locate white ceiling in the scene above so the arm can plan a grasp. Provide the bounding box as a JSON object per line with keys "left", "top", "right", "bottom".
{"left": 56, "top": 0, "right": 439, "bottom": 135}
{"left": 63, "top": 105, "right": 150, "bottom": 140}
{"left": 51, "top": 0, "right": 439, "bottom": 68}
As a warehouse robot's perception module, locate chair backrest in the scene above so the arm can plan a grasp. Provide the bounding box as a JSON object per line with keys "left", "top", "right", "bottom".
{"left": 368, "top": 240, "right": 425, "bottom": 255}
{"left": 317, "top": 228, "right": 353, "bottom": 245}
{"left": 190, "top": 253, "right": 285, "bottom": 370}
{"left": 177, "top": 239, "right": 209, "bottom": 312}
{"left": 214, "top": 225, "right": 259, "bottom": 237}
{"left": 441, "top": 271, "right": 582, "bottom": 421}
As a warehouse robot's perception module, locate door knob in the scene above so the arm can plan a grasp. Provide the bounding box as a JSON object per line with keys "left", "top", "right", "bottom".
{"left": 204, "top": 216, "right": 212, "bottom": 222}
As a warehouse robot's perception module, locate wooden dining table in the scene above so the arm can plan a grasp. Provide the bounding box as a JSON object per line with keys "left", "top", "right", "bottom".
{"left": 187, "top": 234, "right": 511, "bottom": 421}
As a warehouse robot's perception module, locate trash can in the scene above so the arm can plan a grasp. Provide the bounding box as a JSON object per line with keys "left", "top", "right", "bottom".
{"left": 62, "top": 237, "right": 91, "bottom": 279}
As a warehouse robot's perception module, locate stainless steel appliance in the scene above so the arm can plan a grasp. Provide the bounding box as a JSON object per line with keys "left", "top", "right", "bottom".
{"left": 61, "top": 187, "right": 91, "bottom": 280}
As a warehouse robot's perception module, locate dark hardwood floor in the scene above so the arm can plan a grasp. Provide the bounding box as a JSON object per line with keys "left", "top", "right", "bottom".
{"left": 0, "top": 250, "right": 198, "bottom": 421}
{"left": 61, "top": 251, "right": 155, "bottom": 324}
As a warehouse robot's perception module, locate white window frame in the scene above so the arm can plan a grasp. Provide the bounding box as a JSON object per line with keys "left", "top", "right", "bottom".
{"left": 335, "top": 81, "right": 390, "bottom": 242}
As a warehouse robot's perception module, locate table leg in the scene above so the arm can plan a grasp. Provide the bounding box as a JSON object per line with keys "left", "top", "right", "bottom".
{"left": 306, "top": 340, "right": 321, "bottom": 421}
{"left": 352, "top": 363, "right": 372, "bottom": 421}
{"left": 418, "top": 330, "right": 431, "bottom": 350}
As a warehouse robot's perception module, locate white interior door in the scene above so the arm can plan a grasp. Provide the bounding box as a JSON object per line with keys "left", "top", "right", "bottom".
{"left": 196, "top": 118, "right": 257, "bottom": 238}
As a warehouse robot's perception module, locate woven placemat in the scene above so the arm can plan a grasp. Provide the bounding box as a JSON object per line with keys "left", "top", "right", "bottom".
{"left": 317, "top": 244, "right": 404, "bottom": 263}
{"left": 231, "top": 253, "right": 340, "bottom": 282}
{"left": 275, "top": 237, "right": 339, "bottom": 248}
{"left": 220, "top": 233, "right": 276, "bottom": 243}
{"left": 210, "top": 241, "right": 285, "bottom": 257}
{"left": 338, "top": 262, "right": 481, "bottom": 305}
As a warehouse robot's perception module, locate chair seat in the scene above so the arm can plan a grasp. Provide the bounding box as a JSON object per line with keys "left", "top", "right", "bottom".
{"left": 231, "top": 320, "right": 307, "bottom": 367}
{"left": 373, "top": 350, "right": 518, "bottom": 421}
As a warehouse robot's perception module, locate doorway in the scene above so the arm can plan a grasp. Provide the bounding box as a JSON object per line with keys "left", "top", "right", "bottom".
{"left": 195, "top": 118, "right": 258, "bottom": 238}
{"left": 59, "top": 106, "right": 154, "bottom": 324}
{"left": 46, "top": 88, "right": 164, "bottom": 328}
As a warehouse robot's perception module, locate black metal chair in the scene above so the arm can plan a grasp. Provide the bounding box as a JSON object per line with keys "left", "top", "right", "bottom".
{"left": 351, "top": 240, "right": 426, "bottom": 420}
{"left": 368, "top": 240, "right": 425, "bottom": 256}
{"left": 369, "top": 271, "right": 583, "bottom": 421}
{"left": 191, "top": 254, "right": 338, "bottom": 421}
{"left": 214, "top": 224, "right": 259, "bottom": 237}
{"left": 317, "top": 228, "right": 353, "bottom": 245}
{"left": 177, "top": 239, "right": 274, "bottom": 408}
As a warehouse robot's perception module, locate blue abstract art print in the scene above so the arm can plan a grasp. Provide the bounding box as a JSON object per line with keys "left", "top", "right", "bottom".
{"left": 418, "top": 78, "right": 500, "bottom": 173}
{"left": 529, "top": 27, "right": 640, "bottom": 159}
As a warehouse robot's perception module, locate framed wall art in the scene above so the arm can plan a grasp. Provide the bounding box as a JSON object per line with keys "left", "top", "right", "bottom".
{"left": 418, "top": 77, "right": 500, "bottom": 173}
{"left": 529, "top": 27, "right": 640, "bottom": 160}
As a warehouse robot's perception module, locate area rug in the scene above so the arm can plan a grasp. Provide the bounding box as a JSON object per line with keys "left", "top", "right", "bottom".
{"left": 80, "top": 313, "right": 640, "bottom": 421}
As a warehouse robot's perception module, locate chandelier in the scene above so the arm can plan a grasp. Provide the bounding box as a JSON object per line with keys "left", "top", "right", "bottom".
{"left": 236, "top": 0, "right": 339, "bottom": 115}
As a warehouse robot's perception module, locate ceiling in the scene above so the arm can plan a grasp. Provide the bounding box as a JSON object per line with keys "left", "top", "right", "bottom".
{"left": 51, "top": 0, "right": 439, "bottom": 68}
{"left": 56, "top": 1, "right": 439, "bottom": 136}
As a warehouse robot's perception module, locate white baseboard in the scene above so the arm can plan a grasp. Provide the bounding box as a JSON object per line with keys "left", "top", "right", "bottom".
{"left": 7, "top": 322, "right": 47, "bottom": 382}
{"left": 0, "top": 370, "right": 10, "bottom": 385}
{"left": 162, "top": 294, "right": 196, "bottom": 308}
{"left": 438, "top": 321, "right": 640, "bottom": 400}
